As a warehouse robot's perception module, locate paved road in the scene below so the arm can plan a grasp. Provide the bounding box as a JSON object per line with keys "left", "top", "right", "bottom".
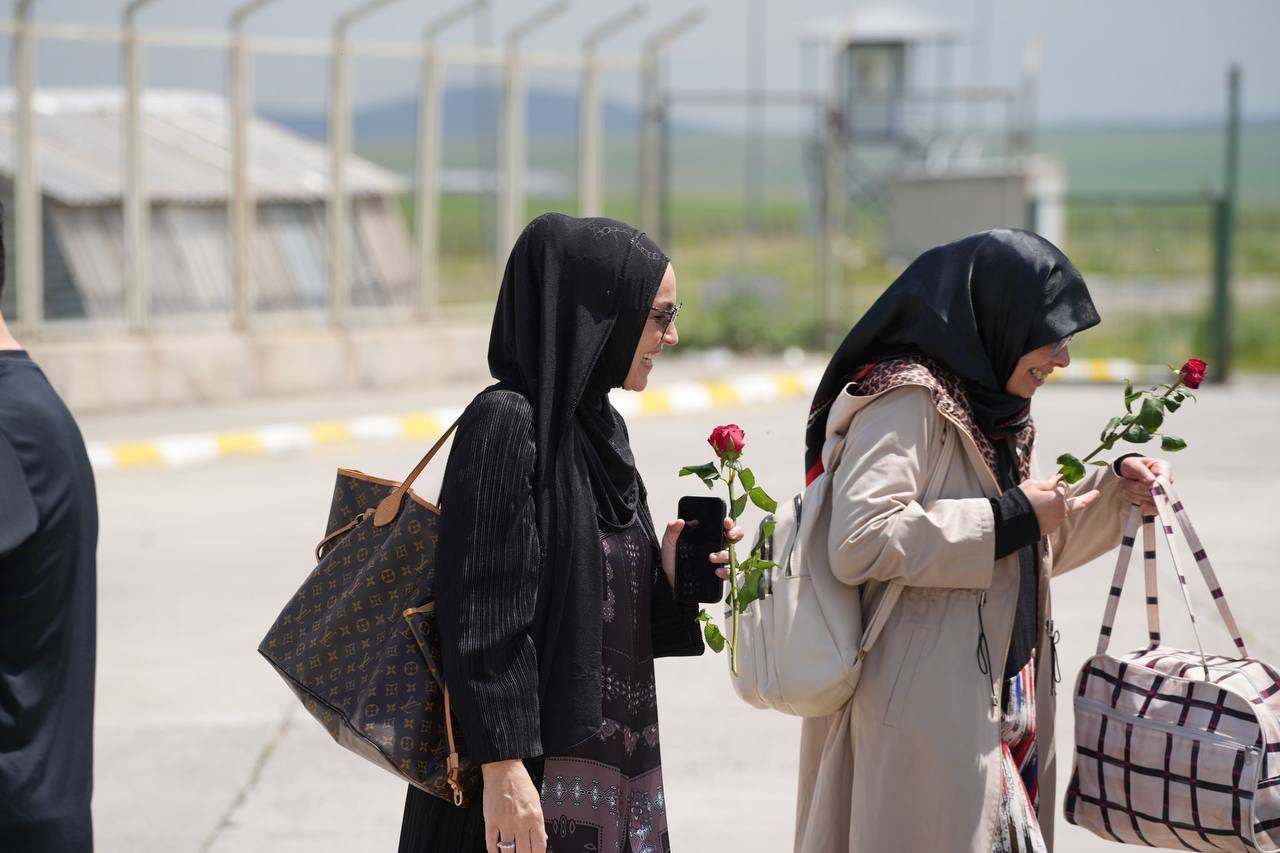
{"left": 85, "top": 363, "right": 1280, "bottom": 852}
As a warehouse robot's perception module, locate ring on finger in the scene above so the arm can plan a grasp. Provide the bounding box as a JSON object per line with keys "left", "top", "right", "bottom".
{"left": 497, "top": 840, "right": 516, "bottom": 851}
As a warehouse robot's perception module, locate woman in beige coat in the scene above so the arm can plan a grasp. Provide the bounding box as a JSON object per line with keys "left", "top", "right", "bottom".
{"left": 794, "top": 230, "right": 1171, "bottom": 853}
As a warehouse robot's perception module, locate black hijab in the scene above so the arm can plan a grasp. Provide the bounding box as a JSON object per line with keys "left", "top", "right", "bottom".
{"left": 805, "top": 229, "right": 1100, "bottom": 474}
{"left": 487, "top": 212, "right": 669, "bottom": 753}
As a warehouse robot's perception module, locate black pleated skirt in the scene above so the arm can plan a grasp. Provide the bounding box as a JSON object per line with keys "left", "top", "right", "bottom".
{"left": 398, "top": 760, "right": 544, "bottom": 852}
{"left": 398, "top": 786, "right": 487, "bottom": 853}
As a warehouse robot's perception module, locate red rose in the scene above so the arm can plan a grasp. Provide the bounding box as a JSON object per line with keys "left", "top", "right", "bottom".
{"left": 708, "top": 424, "right": 745, "bottom": 460}
{"left": 1179, "top": 358, "right": 1208, "bottom": 389}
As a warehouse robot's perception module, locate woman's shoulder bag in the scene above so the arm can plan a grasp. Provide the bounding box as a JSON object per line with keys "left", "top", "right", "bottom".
{"left": 257, "top": 418, "right": 481, "bottom": 806}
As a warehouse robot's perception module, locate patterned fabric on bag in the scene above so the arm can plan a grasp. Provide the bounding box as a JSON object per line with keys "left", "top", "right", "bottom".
{"left": 1065, "top": 479, "right": 1280, "bottom": 852}
{"left": 996, "top": 656, "right": 1048, "bottom": 853}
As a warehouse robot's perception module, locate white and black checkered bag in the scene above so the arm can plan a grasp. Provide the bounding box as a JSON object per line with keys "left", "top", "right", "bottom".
{"left": 1065, "top": 477, "right": 1280, "bottom": 851}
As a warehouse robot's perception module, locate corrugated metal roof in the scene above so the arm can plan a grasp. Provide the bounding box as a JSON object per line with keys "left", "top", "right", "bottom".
{"left": 0, "top": 88, "right": 405, "bottom": 207}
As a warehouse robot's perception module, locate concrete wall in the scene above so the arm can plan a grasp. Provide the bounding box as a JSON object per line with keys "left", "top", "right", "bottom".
{"left": 26, "top": 319, "right": 493, "bottom": 413}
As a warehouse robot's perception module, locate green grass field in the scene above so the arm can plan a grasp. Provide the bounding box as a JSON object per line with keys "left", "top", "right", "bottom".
{"left": 366, "top": 123, "right": 1280, "bottom": 369}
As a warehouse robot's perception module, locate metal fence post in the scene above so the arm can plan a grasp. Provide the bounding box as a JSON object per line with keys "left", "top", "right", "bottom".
{"left": 497, "top": 0, "right": 569, "bottom": 262}
{"left": 13, "top": 0, "right": 42, "bottom": 334}
{"left": 1211, "top": 64, "right": 1241, "bottom": 383}
{"left": 638, "top": 10, "right": 701, "bottom": 237}
{"left": 229, "top": 0, "right": 277, "bottom": 331}
{"left": 579, "top": 4, "right": 645, "bottom": 219}
{"left": 123, "top": 0, "right": 158, "bottom": 333}
{"left": 415, "top": 0, "right": 488, "bottom": 320}
{"left": 329, "top": 0, "right": 404, "bottom": 326}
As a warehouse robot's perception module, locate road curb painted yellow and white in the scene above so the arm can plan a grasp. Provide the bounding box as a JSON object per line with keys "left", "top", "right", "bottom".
{"left": 86, "top": 360, "right": 1164, "bottom": 472}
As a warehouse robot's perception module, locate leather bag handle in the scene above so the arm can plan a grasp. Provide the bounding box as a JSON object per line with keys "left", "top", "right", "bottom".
{"left": 374, "top": 417, "right": 462, "bottom": 527}
{"left": 403, "top": 602, "right": 465, "bottom": 806}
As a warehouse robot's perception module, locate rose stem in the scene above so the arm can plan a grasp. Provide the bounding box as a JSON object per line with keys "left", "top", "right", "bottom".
{"left": 724, "top": 464, "right": 741, "bottom": 676}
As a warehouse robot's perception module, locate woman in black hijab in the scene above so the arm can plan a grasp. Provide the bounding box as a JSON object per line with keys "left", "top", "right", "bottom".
{"left": 399, "top": 213, "right": 741, "bottom": 853}
{"left": 794, "top": 230, "right": 1171, "bottom": 853}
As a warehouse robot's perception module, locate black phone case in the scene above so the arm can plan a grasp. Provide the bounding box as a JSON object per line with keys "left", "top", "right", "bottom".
{"left": 675, "top": 496, "right": 727, "bottom": 604}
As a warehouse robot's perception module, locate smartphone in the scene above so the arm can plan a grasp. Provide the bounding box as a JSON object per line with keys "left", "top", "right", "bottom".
{"left": 675, "top": 496, "right": 727, "bottom": 604}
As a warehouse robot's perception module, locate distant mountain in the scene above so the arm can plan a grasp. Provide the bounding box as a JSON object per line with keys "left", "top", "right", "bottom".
{"left": 265, "top": 83, "right": 646, "bottom": 141}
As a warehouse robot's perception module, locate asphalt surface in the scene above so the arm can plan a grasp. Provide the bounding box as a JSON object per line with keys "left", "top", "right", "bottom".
{"left": 83, "top": 360, "right": 1280, "bottom": 852}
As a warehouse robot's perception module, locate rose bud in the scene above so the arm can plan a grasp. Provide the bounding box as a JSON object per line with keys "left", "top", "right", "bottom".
{"left": 1179, "top": 358, "right": 1208, "bottom": 389}
{"left": 708, "top": 424, "right": 746, "bottom": 461}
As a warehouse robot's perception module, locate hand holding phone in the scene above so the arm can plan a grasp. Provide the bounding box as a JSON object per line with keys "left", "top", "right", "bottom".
{"left": 674, "top": 496, "right": 727, "bottom": 604}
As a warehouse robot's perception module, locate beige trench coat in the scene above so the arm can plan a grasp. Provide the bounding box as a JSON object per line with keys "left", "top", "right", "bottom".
{"left": 794, "top": 383, "right": 1132, "bottom": 853}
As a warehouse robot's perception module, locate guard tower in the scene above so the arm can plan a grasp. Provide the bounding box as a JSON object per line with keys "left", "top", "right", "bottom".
{"left": 800, "top": 4, "right": 1064, "bottom": 261}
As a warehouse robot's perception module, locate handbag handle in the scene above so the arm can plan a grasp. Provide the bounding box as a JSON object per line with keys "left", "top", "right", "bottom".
{"left": 1095, "top": 476, "right": 1248, "bottom": 677}
{"left": 373, "top": 416, "right": 463, "bottom": 527}
{"left": 1150, "top": 477, "right": 1249, "bottom": 658}
{"left": 403, "top": 602, "right": 465, "bottom": 806}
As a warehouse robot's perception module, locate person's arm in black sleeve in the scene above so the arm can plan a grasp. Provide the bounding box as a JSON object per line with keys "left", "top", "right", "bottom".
{"left": 0, "top": 434, "right": 38, "bottom": 557}
{"left": 989, "top": 486, "right": 1041, "bottom": 560}
{"left": 434, "top": 390, "right": 543, "bottom": 763}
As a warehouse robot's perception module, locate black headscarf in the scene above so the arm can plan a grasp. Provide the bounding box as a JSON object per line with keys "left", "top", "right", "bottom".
{"left": 487, "top": 212, "right": 669, "bottom": 753}
{"left": 805, "top": 229, "right": 1100, "bottom": 474}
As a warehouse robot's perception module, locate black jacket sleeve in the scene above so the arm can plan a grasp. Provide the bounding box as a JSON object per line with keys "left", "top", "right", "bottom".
{"left": 434, "top": 390, "right": 543, "bottom": 763}
{"left": 989, "top": 486, "right": 1041, "bottom": 560}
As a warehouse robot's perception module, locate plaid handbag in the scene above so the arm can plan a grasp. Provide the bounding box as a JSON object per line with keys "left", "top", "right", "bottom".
{"left": 257, "top": 419, "right": 481, "bottom": 806}
{"left": 1065, "top": 477, "right": 1280, "bottom": 851}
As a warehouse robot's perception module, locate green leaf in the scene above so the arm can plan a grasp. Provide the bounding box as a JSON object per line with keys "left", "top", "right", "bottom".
{"left": 1102, "top": 434, "right": 1121, "bottom": 450}
{"left": 1122, "top": 425, "right": 1154, "bottom": 444}
{"left": 679, "top": 463, "right": 718, "bottom": 480}
{"left": 761, "top": 518, "right": 776, "bottom": 542}
{"left": 738, "top": 468, "right": 756, "bottom": 491}
{"left": 730, "top": 494, "right": 748, "bottom": 520}
{"left": 1136, "top": 397, "right": 1165, "bottom": 431}
{"left": 1100, "top": 416, "right": 1123, "bottom": 442}
{"left": 696, "top": 609, "right": 711, "bottom": 624}
{"left": 1056, "top": 453, "right": 1085, "bottom": 484}
{"left": 1163, "top": 398, "right": 1182, "bottom": 413}
{"left": 1123, "top": 379, "right": 1134, "bottom": 410}
{"left": 703, "top": 621, "right": 726, "bottom": 653}
{"left": 1091, "top": 461, "right": 1110, "bottom": 467}
{"left": 1160, "top": 435, "right": 1188, "bottom": 452}
{"left": 749, "top": 486, "right": 778, "bottom": 513}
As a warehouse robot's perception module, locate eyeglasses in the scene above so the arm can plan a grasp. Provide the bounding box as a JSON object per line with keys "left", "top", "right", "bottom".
{"left": 649, "top": 302, "right": 681, "bottom": 335}
{"left": 1051, "top": 333, "right": 1074, "bottom": 357}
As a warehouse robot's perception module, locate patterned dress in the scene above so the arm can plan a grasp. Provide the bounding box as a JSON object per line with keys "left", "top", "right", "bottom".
{"left": 996, "top": 654, "right": 1049, "bottom": 853}
{"left": 540, "top": 520, "right": 670, "bottom": 853}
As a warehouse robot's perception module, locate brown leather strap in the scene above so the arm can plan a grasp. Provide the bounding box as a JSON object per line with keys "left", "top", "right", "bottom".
{"left": 374, "top": 417, "right": 462, "bottom": 527}
{"left": 403, "top": 603, "right": 464, "bottom": 805}
{"left": 444, "top": 684, "right": 463, "bottom": 806}
{"left": 314, "top": 508, "right": 375, "bottom": 561}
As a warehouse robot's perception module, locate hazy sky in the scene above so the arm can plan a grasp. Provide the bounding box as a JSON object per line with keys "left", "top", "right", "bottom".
{"left": 3, "top": 0, "right": 1277, "bottom": 124}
